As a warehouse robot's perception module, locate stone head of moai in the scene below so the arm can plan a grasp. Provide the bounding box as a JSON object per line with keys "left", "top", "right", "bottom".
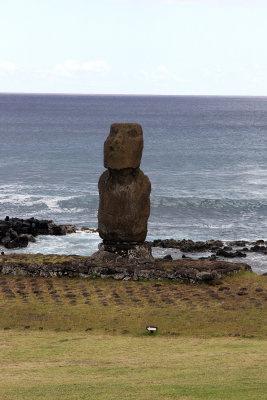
{"left": 98, "top": 123, "right": 151, "bottom": 243}
{"left": 104, "top": 123, "right": 144, "bottom": 170}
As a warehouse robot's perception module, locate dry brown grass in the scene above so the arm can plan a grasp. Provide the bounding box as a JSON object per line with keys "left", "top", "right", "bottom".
{"left": 0, "top": 271, "right": 266, "bottom": 337}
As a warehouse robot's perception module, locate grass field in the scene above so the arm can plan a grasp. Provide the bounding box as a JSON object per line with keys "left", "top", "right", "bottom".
{"left": 0, "top": 332, "right": 266, "bottom": 400}
{"left": 0, "top": 271, "right": 266, "bottom": 399}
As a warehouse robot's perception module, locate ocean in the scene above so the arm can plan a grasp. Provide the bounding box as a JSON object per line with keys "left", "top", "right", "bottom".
{"left": 0, "top": 94, "right": 267, "bottom": 273}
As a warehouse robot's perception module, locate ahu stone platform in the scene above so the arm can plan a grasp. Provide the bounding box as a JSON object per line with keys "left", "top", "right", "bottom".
{"left": 0, "top": 253, "right": 251, "bottom": 283}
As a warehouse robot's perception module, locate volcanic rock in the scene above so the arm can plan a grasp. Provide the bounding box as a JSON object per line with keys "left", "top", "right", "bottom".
{"left": 250, "top": 245, "right": 267, "bottom": 254}
{"left": 98, "top": 168, "right": 151, "bottom": 242}
{"left": 98, "top": 123, "right": 151, "bottom": 246}
{"left": 152, "top": 238, "right": 224, "bottom": 252}
{"left": 0, "top": 254, "right": 252, "bottom": 282}
{"left": 0, "top": 217, "right": 77, "bottom": 249}
{"left": 98, "top": 241, "right": 153, "bottom": 261}
{"left": 216, "top": 249, "right": 247, "bottom": 258}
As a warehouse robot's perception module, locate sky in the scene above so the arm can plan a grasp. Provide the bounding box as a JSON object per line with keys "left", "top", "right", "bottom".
{"left": 1, "top": 0, "right": 267, "bottom": 95}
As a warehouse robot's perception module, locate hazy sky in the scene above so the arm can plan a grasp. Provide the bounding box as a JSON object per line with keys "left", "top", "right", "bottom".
{"left": 1, "top": 0, "right": 267, "bottom": 95}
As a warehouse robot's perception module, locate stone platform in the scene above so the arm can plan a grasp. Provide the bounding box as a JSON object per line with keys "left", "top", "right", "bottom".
{"left": 0, "top": 253, "right": 251, "bottom": 284}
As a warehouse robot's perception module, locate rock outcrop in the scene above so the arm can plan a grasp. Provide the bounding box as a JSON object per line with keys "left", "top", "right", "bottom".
{"left": 0, "top": 217, "right": 77, "bottom": 249}
{"left": 151, "top": 238, "right": 267, "bottom": 260}
{"left": 97, "top": 123, "right": 151, "bottom": 259}
{"left": 152, "top": 238, "right": 224, "bottom": 252}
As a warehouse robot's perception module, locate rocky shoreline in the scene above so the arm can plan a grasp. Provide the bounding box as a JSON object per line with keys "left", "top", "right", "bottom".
{"left": 152, "top": 238, "right": 267, "bottom": 259}
{"left": 0, "top": 217, "right": 266, "bottom": 280}
{"left": 1, "top": 218, "right": 267, "bottom": 259}
{"left": 0, "top": 217, "right": 77, "bottom": 250}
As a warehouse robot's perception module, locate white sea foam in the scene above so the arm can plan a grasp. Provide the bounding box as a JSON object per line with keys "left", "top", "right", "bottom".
{"left": 0, "top": 183, "right": 90, "bottom": 216}
{"left": 0, "top": 230, "right": 100, "bottom": 257}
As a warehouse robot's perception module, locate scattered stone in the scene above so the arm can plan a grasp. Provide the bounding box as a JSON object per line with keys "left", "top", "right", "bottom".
{"left": 163, "top": 254, "right": 173, "bottom": 260}
{"left": 196, "top": 271, "right": 218, "bottom": 282}
{"left": 250, "top": 245, "right": 267, "bottom": 254}
{"left": 152, "top": 238, "right": 224, "bottom": 252}
{"left": 223, "top": 246, "right": 233, "bottom": 251}
{"left": 255, "top": 240, "right": 265, "bottom": 245}
{"left": 216, "top": 249, "right": 246, "bottom": 258}
{"left": 182, "top": 254, "right": 190, "bottom": 259}
{"left": 228, "top": 240, "right": 249, "bottom": 247}
{"left": 218, "top": 286, "right": 230, "bottom": 291}
{"left": 198, "top": 254, "right": 217, "bottom": 261}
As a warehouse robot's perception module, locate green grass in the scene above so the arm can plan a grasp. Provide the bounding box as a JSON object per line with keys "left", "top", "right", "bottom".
{"left": 0, "top": 271, "right": 266, "bottom": 399}
{"left": 0, "top": 331, "right": 266, "bottom": 399}
{"left": 0, "top": 254, "right": 85, "bottom": 265}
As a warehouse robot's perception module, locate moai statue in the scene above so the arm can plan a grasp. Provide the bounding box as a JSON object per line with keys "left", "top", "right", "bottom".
{"left": 98, "top": 123, "right": 152, "bottom": 260}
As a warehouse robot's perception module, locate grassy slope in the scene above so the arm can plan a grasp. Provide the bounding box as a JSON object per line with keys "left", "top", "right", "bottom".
{"left": 0, "top": 271, "right": 266, "bottom": 337}
{"left": 0, "top": 270, "right": 266, "bottom": 399}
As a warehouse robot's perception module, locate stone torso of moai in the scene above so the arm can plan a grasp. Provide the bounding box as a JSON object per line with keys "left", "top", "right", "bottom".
{"left": 98, "top": 123, "right": 152, "bottom": 260}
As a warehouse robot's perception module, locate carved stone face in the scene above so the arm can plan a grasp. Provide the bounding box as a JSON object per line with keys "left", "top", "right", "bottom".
{"left": 104, "top": 123, "right": 144, "bottom": 170}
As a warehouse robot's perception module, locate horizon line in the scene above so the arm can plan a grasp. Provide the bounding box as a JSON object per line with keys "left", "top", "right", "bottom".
{"left": 1, "top": 91, "right": 267, "bottom": 98}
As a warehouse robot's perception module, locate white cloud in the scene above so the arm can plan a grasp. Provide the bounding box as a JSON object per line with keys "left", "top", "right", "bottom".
{"left": 140, "top": 65, "right": 185, "bottom": 84}
{"left": 157, "top": 65, "right": 169, "bottom": 74}
{"left": 55, "top": 60, "right": 110, "bottom": 76}
{"left": 0, "top": 61, "right": 16, "bottom": 74}
{"left": 140, "top": 69, "right": 149, "bottom": 77}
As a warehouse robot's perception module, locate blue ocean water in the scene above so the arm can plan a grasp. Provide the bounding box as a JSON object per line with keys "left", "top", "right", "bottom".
{"left": 0, "top": 94, "right": 267, "bottom": 266}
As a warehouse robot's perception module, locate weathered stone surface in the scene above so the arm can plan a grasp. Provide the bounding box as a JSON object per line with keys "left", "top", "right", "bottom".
{"left": 196, "top": 271, "right": 220, "bottom": 282}
{"left": 0, "top": 254, "right": 252, "bottom": 282}
{"left": 98, "top": 168, "right": 151, "bottom": 242}
{"left": 104, "top": 123, "right": 143, "bottom": 170}
{"left": 216, "top": 249, "right": 247, "bottom": 258}
{"left": 98, "top": 241, "right": 153, "bottom": 261}
{"left": 152, "top": 238, "right": 224, "bottom": 252}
